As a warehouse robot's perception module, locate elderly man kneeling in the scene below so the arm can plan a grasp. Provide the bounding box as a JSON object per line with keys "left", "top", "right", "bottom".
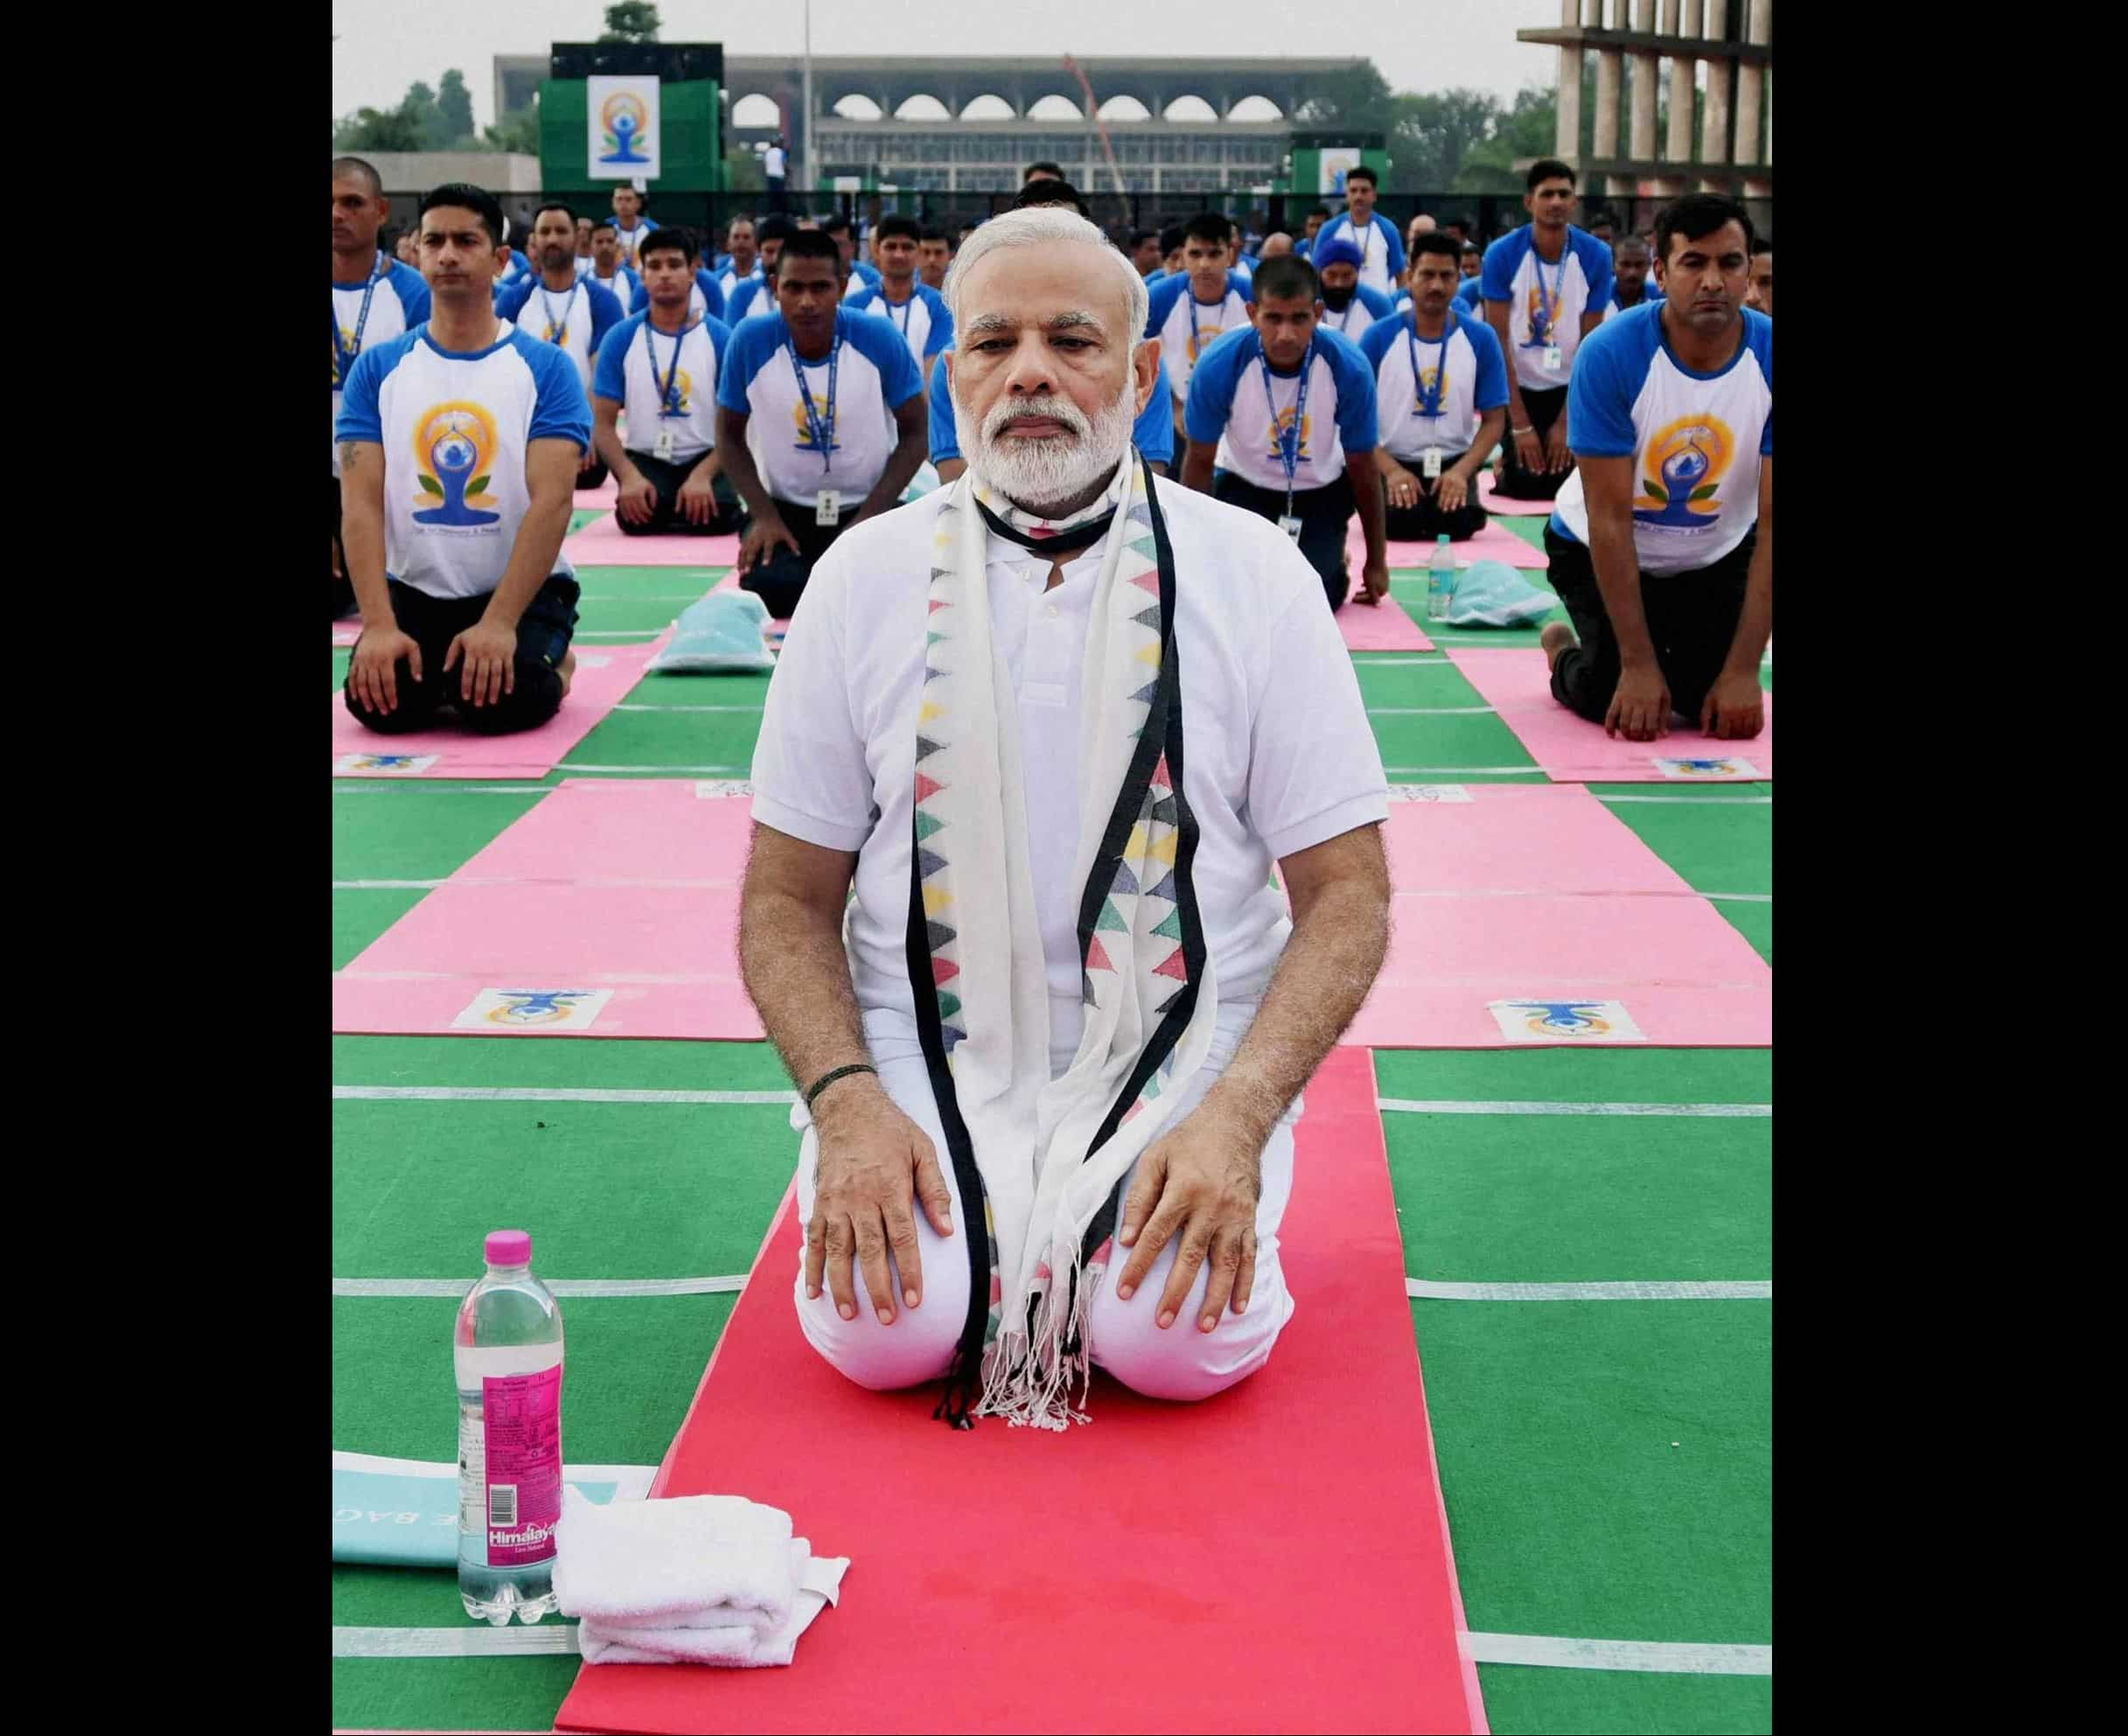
{"left": 738, "top": 207, "right": 1392, "bottom": 1431}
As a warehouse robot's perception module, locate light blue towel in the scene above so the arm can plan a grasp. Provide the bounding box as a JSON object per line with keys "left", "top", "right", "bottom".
{"left": 646, "top": 592, "right": 775, "bottom": 673}
{"left": 331, "top": 1452, "right": 655, "bottom": 1567}
{"left": 1445, "top": 558, "right": 1558, "bottom": 628}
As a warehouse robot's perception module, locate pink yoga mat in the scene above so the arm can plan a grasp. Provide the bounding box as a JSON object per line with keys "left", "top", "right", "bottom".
{"left": 1350, "top": 517, "right": 1549, "bottom": 572}
{"left": 561, "top": 513, "right": 741, "bottom": 568}
{"left": 1477, "top": 472, "right": 1555, "bottom": 515}
{"left": 331, "top": 622, "right": 360, "bottom": 647}
{"left": 1448, "top": 647, "right": 1775, "bottom": 783}
{"left": 328, "top": 635, "right": 667, "bottom": 780}
{"left": 1336, "top": 595, "right": 1434, "bottom": 652}
{"left": 332, "top": 779, "right": 764, "bottom": 1038}
{"left": 1346, "top": 781, "right": 1770, "bottom": 1047}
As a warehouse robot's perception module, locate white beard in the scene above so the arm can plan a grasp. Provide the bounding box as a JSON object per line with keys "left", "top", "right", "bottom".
{"left": 959, "top": 375, "right": 1140, "bottom": 515}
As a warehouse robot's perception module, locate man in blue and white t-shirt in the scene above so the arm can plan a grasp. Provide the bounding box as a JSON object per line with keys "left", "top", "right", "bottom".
{"left": 845, "top": 214, "right": 954, "bottom": 386}
{"left": 821, "top": 213, "right": 883, "bottom": 303}
{"left": 1144, "top": 213, "right": 1254, "bottom": 438}
{"left": 337, "top": 184, "right": 592, "bottom": 738}
{"left": 1542, "top": 194, "right": 1771, "bottom": 745}
{"left": 1360, "top": 233, "right": 1510, "bottom": 543}
{"left": 497, "top": 203, "right": 627, "bottom": 489}
{"left": 1313, "top": 165, "right": 1405, "bottom": 299}
{"left": 714, "top": 229, "right": 928, "bottom": 619}
{"left": 1483, "top": 157, "right": 1615, "bottom": 502}
{"left": 1602, "top": 234, "right": 1665, "bottom": 320}
{"left": 584, "top": 220, "right": 642, "bottom": 314}
{"left": 610, "top": 186, "right": 658, "bottom": 268}
{"left": 1309, "top": 236, "right": 1395, "bottom": 343}
{"left": 592, "top": 227, "right": 743, "bottom": 538}
{"left": 715, "top": 217, "right": 764, "bottom": 304}
{"left": 333, "top": 155, "right": 432, "bottom": 619}
{"left": 1183, "top": 254, "right": 1387, "bottom": 612}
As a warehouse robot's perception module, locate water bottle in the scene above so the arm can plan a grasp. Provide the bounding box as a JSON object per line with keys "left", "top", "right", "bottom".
{"left": 1427, "top": 534, "right": 1455, "bottom": 622}
{"left": 455, "top": 1230, "right": 565, "bottom": 1625}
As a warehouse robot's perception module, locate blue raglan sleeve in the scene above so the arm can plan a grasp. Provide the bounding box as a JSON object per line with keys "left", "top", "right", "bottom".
{"left": 1144, "top": 275, "right": 1183, "bottom": 340}
{"left": 1748, "top": 311, "right": 1772, "bottom": 454}
{"left": 524, "top": 338, "right": 593, "bottom": 453}
{"left": 1576, "top": 231, "right": 1615, "bottom": 313}
{"left": 1357, "top": 316, "right": 1399, "bottom": 375}
{"left": 1562, "top": 320, "right": 1643, "bottom": 458}
{"left": 1231, "top": 268, "right": 1254, "bottom": 305}
{"left": 591, "top": 315, "right": 636, "bottom": 403}
{"left": 1329, "top": 335, "right": 1378, "bottom": 454}
{"left": 1466, "top": 317, "right": 1510, "bottom": 411}
{"left": 695, "top": 271, "right": 727, "bottom": 321}
{"left": 716, "top": 317, "right": 769, "bottom": 415}
{"left": 588, "top": 283, "right": 624, "bottom": 352}
{"left": 1134, "top": 357, "right": 1176, "bottom": 464}
{"left": 1455, "top": 277, "right": 1483, "bottom": 310}
{"left": 923, "top": 289, "right": 954, "bottom": 359}
{"left": 334, "top": 340, "right": 393, "bottom": 445}
{"left": 1359, "top": 285, "right": 1395, "bottom": 322}
{"left": 850, "top": 313, "right": 924, "bottom": 408}
{"left": 1183, "top": 331, "right": 1248, "bottom": 447}
{"left": 728, "top": 279, "right": 761, "bottom": 324}
{"left": 390, "top": 262, "right": 432, "bottom": 326}
{"left": 1381, "top": 218, "right": 1406, "bottom": 282}
{"left": 493, "top": 276, "right": 534, "bottom": 323}
{"left": 927, "top": 347, "right": 960, "bottom": 464}
{"left": 1481, "top": 235, "right": 1519, "bottom": 303}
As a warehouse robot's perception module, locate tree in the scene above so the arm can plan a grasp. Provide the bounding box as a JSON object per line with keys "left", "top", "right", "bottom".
{"left": 436, "top": 70, "right": 477, "bottom": 148}
{"left": 1453, "top": 84, "right": 1559, "bottom": 194}
{"left": 484, "top": 108, "right": 541, "bottom": 156}
{"left": 599, "top": 2, "right": 661, "bottom": 42}
{"left": 1389, "top": 89, "right": 1504, "bottom": 192}
{"left": 1291, "top": 60, "right": 1397, "bottom": 135}
{"left": 333, "top": 104, "right": 425, "bottom": 153}
{"left": 723, "top": 147, "right": 764, "bottom": 192}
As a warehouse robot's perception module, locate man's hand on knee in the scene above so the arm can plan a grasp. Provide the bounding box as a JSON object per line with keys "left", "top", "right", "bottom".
{"left": 804, "top": 1085, "right": 955, "bottom": 1327}
{"left": 349, "top": 626, "right": 422, "bottom": 715}
{"left": 443, "top": 619, "right": 519, "bottom": 709}
{"left": 1113, "top": 1105, "right": 1262, "bottom": 1334}
{"left": 1700, "top": 670, "right": 1764, "bottom": 740}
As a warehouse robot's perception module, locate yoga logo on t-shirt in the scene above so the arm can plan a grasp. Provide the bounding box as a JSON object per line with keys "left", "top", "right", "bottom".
{"left": 412, "top": 402, "right": 501, "bottom": 527}
{"left": 1522, "top": 284, "right": 1556, "bottom": 346}
{"left": 1266, "top": 407, "right": 1312, "bottom": 462}
{"left": 598, "top": 92, "right": 650, "bottom": 164}
{"left": 1633, "top": 415, "right": 1734, "bottom": 533}
{"left": 661, "top": 367, "right": 694, "bottom": 416}
{"left": 791, "top": 397, "right": 841, "bottom": 456}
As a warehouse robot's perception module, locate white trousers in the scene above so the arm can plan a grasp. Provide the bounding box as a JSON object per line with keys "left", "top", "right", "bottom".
{"left": 792, "top": 1000, "right": 1299, "bottom": 1403}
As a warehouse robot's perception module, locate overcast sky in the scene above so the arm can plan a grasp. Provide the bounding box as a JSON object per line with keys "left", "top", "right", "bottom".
{"left": 332, "top": 0, "right": 1562, "bottom": 131}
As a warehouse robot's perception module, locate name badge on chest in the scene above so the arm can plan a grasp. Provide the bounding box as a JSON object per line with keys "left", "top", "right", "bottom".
{"left": 816, "top": 490, "right": 841, "bottom": 527}
{"left": 1277, "top": 514, "right": 1304, "bottom": 540}
{"left": 1543, "top": 343, "right": 1564, "bottom": 371}
{"left": 1421, "top": 448, "right": 1443, "bottom": 480}
{"left": 653, "top": 428, "right": 675, "bottom": 462}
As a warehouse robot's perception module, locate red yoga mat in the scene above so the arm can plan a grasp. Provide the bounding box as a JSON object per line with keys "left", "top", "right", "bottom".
{"left": 554, "top": 1047, "right": 1487, "bottom": 1736}
{"left": 327, "top": 636, "right": 669, "bottom": 781}
{"left": 1446, "top": 648, "right": 1774, "bottom": 783}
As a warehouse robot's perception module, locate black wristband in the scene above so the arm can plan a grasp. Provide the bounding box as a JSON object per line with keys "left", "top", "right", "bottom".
{"left": 803, "top": 1063, "right": 877, "bottom": 1110}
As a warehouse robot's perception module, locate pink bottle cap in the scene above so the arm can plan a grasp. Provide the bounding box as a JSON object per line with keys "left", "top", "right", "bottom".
{"left": 485, "top": 1230, "right": 533, "bottom": 1266}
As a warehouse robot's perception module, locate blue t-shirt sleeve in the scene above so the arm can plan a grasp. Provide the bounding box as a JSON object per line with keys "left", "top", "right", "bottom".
{"left": 1144, "top": 276, "right": 1183, "bottom": 340}
{"left": 1562, "top": 319, "right": 1645, "bottom": 458}
{"left": 591, "top": 315, "right": 635, "bottom": 402}
{"left": 1747, "top": 310, "right": 1773, "bottom": 454}
{"left": 1465, "top": 317, "right": 1510, "bottom": 411}
{"left": 588, "top": 284, "right": 624, "bottom": 352}
{"left": 850, "top": 312, "right": 923, "bottom": 408}
{"left": 1480, "top": 234, "right": 1521, "bottom": 303}
{"left": 1454, "top": 276, "right": 1482, "bottom": 310}
{"left": 389, "top": 262, "right": 432, "bottom": 326}
{"left": 1380, "top": 219, "right": 1406, "bottom": 281}
{"left": 334, "top": 339, "right": 399, "bottom": 445}
{"left": 1134, "top": 358, "right": 1176, "bottom": 464}
{"left": 494, "top": 276, "right": 534, "bottom": 323}
{"left": 694, "top": 272, "right": 726, "bottom": 320}
{"left": 1231, "top": 268, "right": 1254, "bottom": 305}
{"left": 715, "top": 317, "right": 771, "bottom": 414}
{"left": 1357, "top": 316, "right": 1399, "bottom": 373}
{"left": 1328, "top": 336, "right": 1378, "bottom": 454}
{"left": 1183, "top": 331, "right": 1249, "bottom": 447}
{"left": 1574, "top": 230, "right": 1615, "bottom": 313}
{"left": 923, "top": 289, "right": 954, "bottom": 359}
{"left": 523, "top": 337, "right": 593, "bottom": 454}
{"left": 927, "top": 348, "right": 960, "bottom": 464}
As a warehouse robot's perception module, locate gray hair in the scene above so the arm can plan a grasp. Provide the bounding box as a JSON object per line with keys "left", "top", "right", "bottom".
{"left": 943, "top": 206, "right": 1148, "bottom": 352}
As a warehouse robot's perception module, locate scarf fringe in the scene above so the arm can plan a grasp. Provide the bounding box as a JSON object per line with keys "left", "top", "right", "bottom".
{"left": 972, "top": 1249, "right": 1100, "bottom": 1431}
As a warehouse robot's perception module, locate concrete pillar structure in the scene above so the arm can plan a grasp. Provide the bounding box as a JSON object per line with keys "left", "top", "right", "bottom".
{"left": 1594, "top": 39, "right": 1623, "bottom": 198}
{"left": 1734, "top": 1, "right": 1766, "bottom": 171}
{"left": 1631, "top": 0, "right": 1662, "bottom": 172}
{"left": 1555, "top": 0, "right": 1584, "bottom": 163}
{"left": 1697, "top": 0, "right": 1732, "bottom": 192}
{"left": 1657, "top": 0, "right": 1698, "bottom": 199}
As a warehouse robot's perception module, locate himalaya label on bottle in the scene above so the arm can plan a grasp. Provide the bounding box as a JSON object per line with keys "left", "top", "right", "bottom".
{"left": 479, "top": 1364, "right": 562, "bottom": 1567}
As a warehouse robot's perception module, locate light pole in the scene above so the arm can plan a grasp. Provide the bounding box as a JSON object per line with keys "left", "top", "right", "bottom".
{"left": 800, "top": 0, "right": 813, "bottom": 199}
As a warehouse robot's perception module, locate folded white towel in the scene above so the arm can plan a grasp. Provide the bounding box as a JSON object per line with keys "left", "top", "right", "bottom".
{"left": 553, "top": 1485, "right": 797, "bottom": 1628}
{"left": 589, "top": 1541, "right": 812, "bottom": 1636}
{"left": 578, "top": 1554, "right": 850, "bottom": 1669}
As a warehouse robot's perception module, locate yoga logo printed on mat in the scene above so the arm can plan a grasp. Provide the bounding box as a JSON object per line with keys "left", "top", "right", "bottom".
{"left": 1654, "top": 756, "right": 1762, "bottom": 781}
{"left": 335, "top": 752, "right": 440, "bottom": 776}
{"left": 1489, "top": 999, "right": 1647, "bottom": 1043}
{"left": 1385, "top": 784, "right": 1474, "bottom": 803}
{"left": 453, "top": 988, "right": 615, "bottom": 1031}
{"left": 694, "top": 780, "right": 753, "bottom": 798}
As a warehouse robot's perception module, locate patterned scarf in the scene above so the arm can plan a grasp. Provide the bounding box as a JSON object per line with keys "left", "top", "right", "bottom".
{"left": 906, "top": 448, "right": 1219, "bottom": 1431}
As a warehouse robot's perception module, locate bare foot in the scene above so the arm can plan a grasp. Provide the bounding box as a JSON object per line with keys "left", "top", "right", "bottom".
{"left": 1539, "top": 620, "right": 1576, "bottom": 670}
{"left": 558, "top": 650, "right": 577, "bottom": 697}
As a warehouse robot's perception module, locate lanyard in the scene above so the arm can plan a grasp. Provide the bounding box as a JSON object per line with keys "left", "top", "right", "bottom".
{"left": 880, "top": 290, "right": 913, "bottom": 338}
{"left": 788, "top": 332, "right": 841, "bottom": 469}
{"left": 331, "top": 250, "right": 383, "bottom": 390}
{"left": 648, "top": 320, "right": 692, "bottom": 416}
{"left": 1187, "top": 289, "right": 1226, "bottom": 361}
{"left": 1258, "top": 338, "right": 1315, "bottom": 515}
{"left": 1531, "top": 241, "right": 1565, "bottom": 341}
{"left": 1406, "top": 310, "right": 1456, "bottom": 420}
{"left": 538, "top": 279, "right": 582, "bottom": 345}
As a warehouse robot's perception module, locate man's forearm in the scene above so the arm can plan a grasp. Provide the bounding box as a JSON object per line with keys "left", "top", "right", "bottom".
{"left": 1182, "top": 442, "right": 1216, "bottom": 493}
{"left": 934, "top": 456, "right": 967, "bottom": 484}
{"left": 1458, "top": 409, "right": 1507, "bottom": 478}
{"left": 338, "top": 448, "right": 396, "bottom": 627}
{"left": 1724, "top": 530, "right": 1772, "bottom": 675}
{"left": 717, "top": 418, "right": 779, "bottom": 521}
{"left": 1195, "top": 871, "right": 1391, "bottom": 1151}
{"left": 482, "top": 487, "right": 572, "bottom": 628}
{"left": 1351, "top": 456, "right": 1386, "bottom": 562}
{"left": 738, "top": 889, "right": 877, "bottom": 1099}
{"left": 1588, "top": 508, "right": 1657, "bottom": 666}
{"left": 1486, "top": 308, "right": 1529, "bottom": 426}
{"left": 854, "top": 425, "right": 926, "bottom": 522}
{"left": 594, "top": 415, "right": 640, "bottom": 485}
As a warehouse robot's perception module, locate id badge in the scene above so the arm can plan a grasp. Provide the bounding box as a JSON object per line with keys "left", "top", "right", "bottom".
{"left": 1421, "top": 448, "right": 1443, "bottom": 480}
{"left": 653, "top": 427, "right": 675, "bottom": 462}
{"left": 1277, "top": 514, "right": 1304, "bottom": 540}
{"left": 1543, "top": 343, "right": 1564, "bottom": 371}
{"left": 815, "top": 490, "right": 841, "bottom": 527}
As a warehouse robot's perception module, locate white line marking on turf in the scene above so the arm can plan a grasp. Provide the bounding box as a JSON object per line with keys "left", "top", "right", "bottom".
{"left": 334, "top": 879, "right": 446, "bottom": 889}
{"left": 1597, "top": 793, "right": 1771, "bottom": 805}
{"left": 1380, "top": 766, "right": 1547, "bottom": 776}
{"left": 612, "top": 702, "right": 766, "bottom": 713}
{"left": 1407, "top": 1278, "right": 1770, "bottom": 1301}
{"left": 332, "top": 875, "right": 739, "bottom": 890}
{"left": 555, "top": 763, "right": 752, "bottom": 773}
{"left": 333, "top": 1084, "right": 796, "bottom": 1105}
{"left": 1350, "top": 655, "right": 1452, "bottom": 664}
{"left": 1701, "top": 890, "right": 1773, "bottom": 903}
{"left": 1464, "top": 1632, "right": 1771, "bottom": 1676}
{"left": 1367, "top": 706, "right": 1498, "bottom": 715}
{"left": 334, "top": 1276, "right": 747, "bottom": 1299}
{"left": 1378, "top": 1098, "right": 1769, "bottom": 1117}
{"left": 331, "top": 784, "right": 550, "bottom": 795}
{"left": 332, "top": 1626, "right": 582, "bottom": 1658}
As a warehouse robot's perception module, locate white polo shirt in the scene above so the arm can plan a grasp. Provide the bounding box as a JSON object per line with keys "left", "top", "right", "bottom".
{"left": 749, "top": 479, "right": 1389, "bottom": 1056}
